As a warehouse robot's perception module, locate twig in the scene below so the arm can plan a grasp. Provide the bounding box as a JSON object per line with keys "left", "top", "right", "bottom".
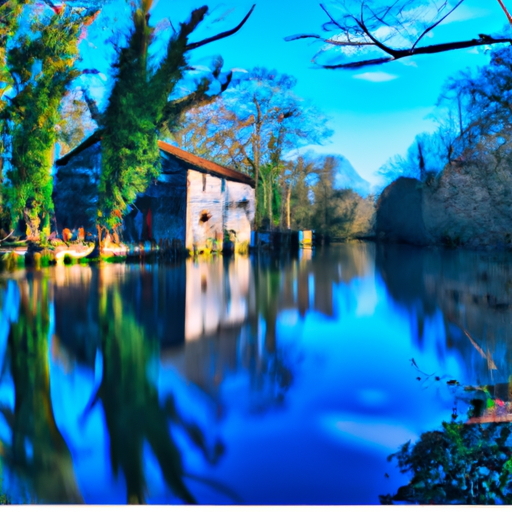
{"left": 0, "top": 230, "right": 13, "bottom": 243}
{"left": 185, "top": 4, "right": 255, "bottom": 51}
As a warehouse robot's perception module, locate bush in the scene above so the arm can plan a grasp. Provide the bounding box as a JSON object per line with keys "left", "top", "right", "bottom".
{"left": 382, "top": 421, "right": 512, "bottom": 505}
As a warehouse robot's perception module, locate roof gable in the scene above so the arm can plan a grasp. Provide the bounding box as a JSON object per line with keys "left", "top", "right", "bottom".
{"left": 157, "top": 141, "right": 254, "bottom": 187}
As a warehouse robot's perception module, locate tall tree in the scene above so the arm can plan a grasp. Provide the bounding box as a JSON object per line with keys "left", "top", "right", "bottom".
{"left": 173, "top": 67, "right": 333, "bottom": 226}
{"left": 63, "top": 0, "right": 255, "bottom": 240}
{"left": 1, "top": 3, "right": 100, "bottom": 238}
{"left": 0, "top": 0, "right": 30, "bottom": 112}
{"left": 283, "top": 155, "right": 315, "bottom": 230}
{"left": 287, "top": 0, "right": 512, "bottom": 69}
{"left": 378, "top": 44, "right": 512, "bottom": 187}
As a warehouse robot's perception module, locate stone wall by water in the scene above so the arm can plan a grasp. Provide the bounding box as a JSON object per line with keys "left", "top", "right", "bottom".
{"left": 376, "top": 161, "right": 512, "bottom": 249}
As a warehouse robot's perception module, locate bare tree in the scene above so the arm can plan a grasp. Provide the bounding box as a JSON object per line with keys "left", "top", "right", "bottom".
{"left": 287, "top": 0, "right": 512, "bottom": 69}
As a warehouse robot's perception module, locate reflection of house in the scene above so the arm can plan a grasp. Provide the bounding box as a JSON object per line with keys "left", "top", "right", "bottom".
{"left": 185, "top": 257, "right": 253, "bottom": 341}
{"left": 54, "top": 140, "right": 255, "bottom": 252}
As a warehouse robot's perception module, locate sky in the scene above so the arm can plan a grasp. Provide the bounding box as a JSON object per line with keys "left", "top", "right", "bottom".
{"left": 80, "top": 0, "right": 512, "bottom": 184}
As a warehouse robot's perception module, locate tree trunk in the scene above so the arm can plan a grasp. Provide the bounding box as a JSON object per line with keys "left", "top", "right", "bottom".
{"left": 261, "top": 178, "right": 267, "bottom": 211}
{"left": 268, "top": 176, "right": 273, "bottom": 228}
{"left": 23, "top": 207, "right": 40, "bottom": 240}
{"left": 252, "top": 124, "right": 261, "bottom": 228}
{"left": 286, "top": 183, "right": 292, "bottom": 230}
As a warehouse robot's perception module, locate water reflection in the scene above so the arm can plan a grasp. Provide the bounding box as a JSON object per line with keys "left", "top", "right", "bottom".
{"left": 1, "top": 275, "right": 82, "bottom": 503}
{"left": 0, "top": 243, "right": 511, "bottom": 504}
{"left": 376, "top": 244, "right": 512, "bottom": 384}
{"left": 86, "top": 274, "right": 223, "bottom": 504}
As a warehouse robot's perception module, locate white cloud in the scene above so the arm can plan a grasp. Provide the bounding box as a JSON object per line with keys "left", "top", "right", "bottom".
{"left": 399, "top": 59, "right": 418, "bottom": 68}
{"left": 439, "top": 5, "right": 491, "bottom": 25}
{"left": 353, "top": 72, "right": 399, "bottom": 83}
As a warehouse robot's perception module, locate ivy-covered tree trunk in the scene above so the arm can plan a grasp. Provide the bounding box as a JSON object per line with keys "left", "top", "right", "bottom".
{"left": 97, "top": 1, "right": 254, "bottom": 242}
{"left": 1, "top": 5, "right": 96, "bottom": 238}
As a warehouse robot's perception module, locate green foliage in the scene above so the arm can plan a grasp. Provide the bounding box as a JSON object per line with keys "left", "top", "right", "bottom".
{"left": 98, "top": 1, "right": 232, "bottom": 232}
{"left": 0, "top": 0, "right": 30, "bottom": 107}
{"left": 384, "top": 421, "right": 512, "bottom": 505}
{"left": 310, "top": 155, "right": 374, "bottom": 238}
{"left": 1, "top": 5, "right": 96, "bottom": 236}
{"left": 0, "top": 493, "right": 11, "bottom": 505}
{"left": 289, "top": 174, "right": 312, "bottom": 230}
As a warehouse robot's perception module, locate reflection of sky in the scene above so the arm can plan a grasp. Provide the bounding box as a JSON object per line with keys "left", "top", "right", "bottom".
{"left": 0, "top": 245, "right": 501, "bottom": 504}
{"left": 202, "top": 269, "right": 468, "bottom": 505}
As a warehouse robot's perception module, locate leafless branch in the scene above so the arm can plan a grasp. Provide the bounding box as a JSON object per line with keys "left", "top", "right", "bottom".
{"left": 290, "top": 0, "right": 512, "bottom": 69}
{"left": 185, "top": 4, "right": 255, "bottom": 51}
{"left": 412, "top": 0, "right": 465, "bottom": 50}
{"left": 159, "top": 72, "right": 233, "bottom": 131}
{"left": 81, "top": 88, "right": 102, "bottom": 124}
{"left": 285, "top": 32, "right": 374, "bottom": 47}
{"left": 319, "top": 3, "right": 344, "bottom": 31}
{"left": 322, "top": 36, "right": 512, "bottom": 69}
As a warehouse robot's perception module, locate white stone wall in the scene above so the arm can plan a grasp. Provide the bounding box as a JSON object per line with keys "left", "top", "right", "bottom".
{"left": 224, "top": 180, "right": 255, "bottom": 247}
{"left": 185, "top": 170, "right": 255, "bottom": 252}
{"left": 185, "top": 170, "right": 224, "bottom": 252}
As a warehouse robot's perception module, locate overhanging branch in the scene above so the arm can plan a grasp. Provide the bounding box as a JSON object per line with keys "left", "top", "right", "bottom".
{"left": 321, "top": 36, "right": 512, "bottom": 69}
{"left": 285, "top": 32, "right": 374, "bottom": 47}
{"left": 185, "top": 4, "right": 255, "bottom": 51}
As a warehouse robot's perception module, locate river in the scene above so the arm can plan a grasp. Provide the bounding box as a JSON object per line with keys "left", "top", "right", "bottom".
{"left": 0, "top": 242, "right": 510, "bottom": 504}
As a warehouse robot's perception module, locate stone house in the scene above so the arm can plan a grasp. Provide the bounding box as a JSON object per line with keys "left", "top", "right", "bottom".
{"left": 54, "top": 139, "right": 255, "bottom": 252}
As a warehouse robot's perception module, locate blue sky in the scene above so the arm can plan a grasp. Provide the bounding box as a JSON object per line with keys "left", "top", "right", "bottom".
{"left": 82, "top": 0, "right": 512, "bottom": 183}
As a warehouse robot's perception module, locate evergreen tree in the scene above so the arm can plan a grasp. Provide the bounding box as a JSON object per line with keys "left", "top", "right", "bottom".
{"left": 1, "top": 3, "right": 98, "bottom": 237}
{"left": 95, "top": 1, "right": 254, "bottom": 239}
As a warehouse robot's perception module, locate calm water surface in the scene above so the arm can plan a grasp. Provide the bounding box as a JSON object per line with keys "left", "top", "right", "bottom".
{"left": 0, "top": 242, "right": 511, "bottom": 504}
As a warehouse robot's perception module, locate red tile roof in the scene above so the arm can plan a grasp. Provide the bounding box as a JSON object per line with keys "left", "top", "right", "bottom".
{"left": 158, "top": 141, "right": 254, "bottom": 187}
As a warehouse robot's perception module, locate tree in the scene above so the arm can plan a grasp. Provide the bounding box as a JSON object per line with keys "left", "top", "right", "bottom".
{"left": 383, "top": 421, "right": 512, "bottom": 505}
{"left": 378, "top": 129, "right": 455, "bottom": 185}
{"left": 310, "top": 154, "right": 374, "bottom": 238}
{"left": 378, "top": 44, "right": 512, "bottom": 188}
{"left": 282, "top": 154, "right": 315, "bottom": 230}
{"left": 58, "top": 1, "right": 255, "bottom": 240}
{"left": 1, "top": 3, "right": 100, "bottom": 238}
{"left": 173, "top": 67, "right": 333, "bottom": 226}
{"left": 443, "top": 45, "right": 512, "bottom": 160}
{"left": 0, "top": 0, "right": 30, "bottom": 111}
{"left": 287, "top": 0, "right": 512, "bottom": 69}
{"left": 289, "top": 158, "right": 315, "bottom": 231}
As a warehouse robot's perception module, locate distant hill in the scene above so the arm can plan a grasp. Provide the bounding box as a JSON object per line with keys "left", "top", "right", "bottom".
{"left": 334, "top": 156, "right": 371, "bottom": 197}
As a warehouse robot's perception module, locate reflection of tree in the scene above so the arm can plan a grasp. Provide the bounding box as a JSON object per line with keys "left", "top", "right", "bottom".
{"left": 1, "top": 277, "right": 82, "bottom": 503}
{"left": 84, "top": 274, "right": 224, "bottom": 504}
{"left": 375, "top": 244, "right": 512, "bottom": 379}
{"left": 249, "top": 256, "right": 294, "bottom": 408}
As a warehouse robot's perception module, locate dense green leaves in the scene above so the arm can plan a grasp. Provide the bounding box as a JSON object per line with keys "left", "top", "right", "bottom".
{"left": 384, "top": 421, "right": 512, "bottom": 505}
{"left": 98, "top": 2, "right": 239, "bottom": 233}
{"left": 1, "top": 3, "right": 97, "bottom": 236}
